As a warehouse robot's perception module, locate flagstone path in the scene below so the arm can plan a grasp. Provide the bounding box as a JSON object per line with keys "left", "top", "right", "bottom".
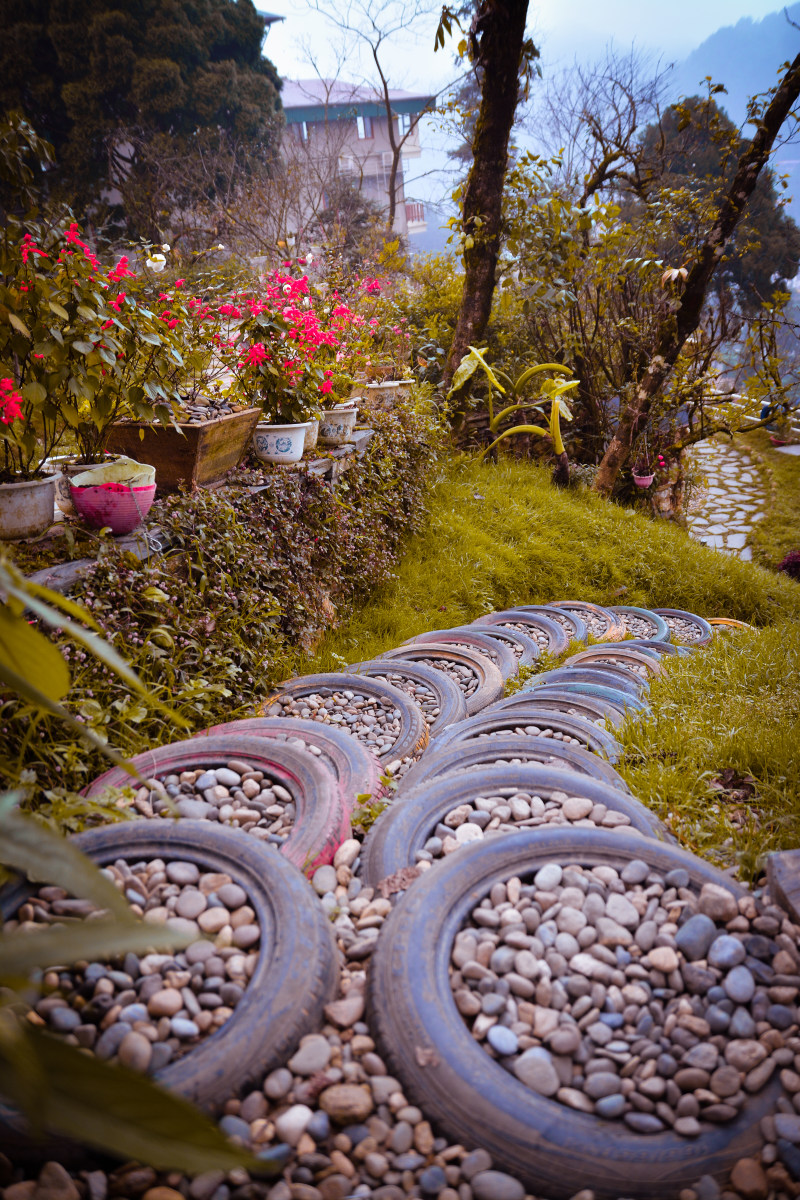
{"left": 685, "top": 439, "right": 767, "bottom": 561}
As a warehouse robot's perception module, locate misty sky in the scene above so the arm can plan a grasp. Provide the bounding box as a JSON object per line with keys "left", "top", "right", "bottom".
{"left": 263, "top": 0, "right": 790, "bottom": 94}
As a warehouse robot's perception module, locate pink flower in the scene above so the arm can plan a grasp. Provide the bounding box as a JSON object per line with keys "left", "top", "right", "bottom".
{"left": 0, "top": 379, "right": 23, "bottom": 424}
{"left": 245, "top": 343, "right": 267, "bottom": 366}
{"left": 20, "top": 233, "right": 47, "bottom": 264}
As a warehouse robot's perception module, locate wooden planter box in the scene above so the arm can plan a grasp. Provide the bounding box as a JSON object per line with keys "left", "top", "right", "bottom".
{"left": 105, "top": 408, "right": 260, "bottom": 493}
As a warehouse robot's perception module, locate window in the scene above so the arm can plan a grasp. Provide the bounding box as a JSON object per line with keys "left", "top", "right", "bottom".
{"left": 293, "top": 121, "right": 309, "bottom": 143}
{"left": 398, "top": 112, "right": 412, "bottom": 136}
{"left": 356, "top": 115, "right": 373, "bottom": 140}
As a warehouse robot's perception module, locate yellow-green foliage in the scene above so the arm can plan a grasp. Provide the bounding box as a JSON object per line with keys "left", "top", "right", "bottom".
{"left": 616, "top": 622, "right": 800, "bottom": 882}
{"left": 307, "top": 454, "right": 800, "bottom": 672}
{"left": 744, "top": 429, "right": 800, "bottom": 570}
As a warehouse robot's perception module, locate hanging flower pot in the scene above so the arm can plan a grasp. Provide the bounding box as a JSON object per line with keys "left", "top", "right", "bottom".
{"left": 70, "top": 457, "right": 156, "bottom": 536}
{"left": 252, "top": 422, "right": 311, "bottom": 464}
{"left": 633, "top": 472, "right": 655, "bottom": 488}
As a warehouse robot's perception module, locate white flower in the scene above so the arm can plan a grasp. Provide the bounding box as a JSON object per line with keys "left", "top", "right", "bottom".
{"left": 161, "top": 243, "right": 171, "bottom": 252}
{"left": 147, "top": 254, "right": 166, "bottom": 273}
{"left": 216, "top": 243, "right": 225, "bottom": 250}
{"left": 305, "top": 252, "right": 313, "bottom": 264}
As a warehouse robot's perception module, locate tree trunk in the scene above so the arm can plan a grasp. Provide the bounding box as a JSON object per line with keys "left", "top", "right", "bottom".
{"left": 442, "top": 0, "right": 530, "bottom": 394}
{"left": 592, "top": 50, "right": 800, "bottom": 497}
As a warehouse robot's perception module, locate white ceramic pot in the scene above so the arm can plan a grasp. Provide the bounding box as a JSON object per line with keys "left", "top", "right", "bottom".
{"left": 0, "top": 475, "right": 56, "bottom": 540}
{"left": 318, "top": 408, "right": 358, "bottom": 446}
{"left": 252, "top": 423, "right": 310, "bottom": 465}
{"left": 362, "top": 379, "right": 414, "bottom": 411}
{"left": 303, "top": 419, "right": 320, "bottom": 453}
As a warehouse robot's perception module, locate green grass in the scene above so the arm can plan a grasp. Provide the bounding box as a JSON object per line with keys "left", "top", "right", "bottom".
{"left": 743, "top": 428, "right": 800, "bottom": 570}
{"left": 303, "top": 453, "right": 800, "bottom": 673}
{"left": 615, "top": 622, "right": 800, "bottom": 882}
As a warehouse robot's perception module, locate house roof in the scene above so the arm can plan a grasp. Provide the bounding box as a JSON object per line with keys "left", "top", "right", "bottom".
{"left": 281, "top": 78, "right": 436, "bottom": 123}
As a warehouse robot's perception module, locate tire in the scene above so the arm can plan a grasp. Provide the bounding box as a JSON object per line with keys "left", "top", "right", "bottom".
{"left": 2, "top": 822, "right": 339, "bottom": 1114}
{"left": 597, "top": 639, "right": 679, "bottom": 658}
{"left": 546, "top": 600, "right": 627, "bottom": 642}
{"left": 524, "top": 665, "right": 648, "bottom": 698}
{"left": 433, "top": 706, "right": 622, "bottom": 761}
{"left": 450, "top": 622, "right": 540, "bottom": 668}
{"left": 394, "top": 734, "right": 632, "bottom": 796}
{"left": 85, "top": 734, "right": 347, "bottom": 874}
{"left": 514, "top": 604, "right": 589, "bottom": 644}
{"left": 563, "top": 647, "right": 663, "bottom": 680}
{"left": 196, "top": 717, "right": 385, "bottom": 813}
{"left": 377, "top": 644, "right": 504, "bottom": 716}
{"left": 367, "top": 827, "right": 777, "bottom": 1200}
{"left": 260, "top": 672, "right": 430, "bottom": 763}
{"left": 361, "top": 765, "right": 667, "bottom": 885}
{"left": 608, "top": 605, "right": 671, "bottom": 642}
{"left": 707, "top": 618, "right": 756, "bottom": 633}
{"left": 518, "top": 679, "right": 649, "bottom": 715}
{"left": 400, "top": 627, "right": 519, "bottom": 681}
{"left": 472, "top": 610, "right": 569, "bottom": 656}
{"left": 496, "top": 687, "right": 629, "bottom": 726}
{"left": 347, "top": 658, "right": 468, "bottom": 737}
{"left": 652, "top": 607, "right": 714, "bottom": 647}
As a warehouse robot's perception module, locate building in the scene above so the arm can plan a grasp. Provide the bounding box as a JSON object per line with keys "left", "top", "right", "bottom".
{"left": 280, "top": 78, "right": 435, "bottom": 238}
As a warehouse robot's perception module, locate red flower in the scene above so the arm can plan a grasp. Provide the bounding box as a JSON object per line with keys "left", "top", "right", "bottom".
{"left": 0, "top": 379, "right": 24, "bottom": 424}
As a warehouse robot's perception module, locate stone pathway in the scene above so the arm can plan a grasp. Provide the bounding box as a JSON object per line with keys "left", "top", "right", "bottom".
{"left": 685, "top": 439, "right": 767, "bottom": 562}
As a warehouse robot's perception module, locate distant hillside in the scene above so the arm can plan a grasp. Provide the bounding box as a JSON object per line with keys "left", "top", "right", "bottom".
{"left": 670, "top": 6, "right": 800, "bottom": 224}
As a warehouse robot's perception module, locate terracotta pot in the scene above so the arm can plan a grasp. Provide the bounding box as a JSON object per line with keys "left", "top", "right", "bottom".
{"left": 253, "top": 422, "right": 310, "bottom": 464}
{"left": 0, "top": 475, "right": 55, "bottom": 540}
{"left": 105, "top": 408, "right": 260, "bottom": 493}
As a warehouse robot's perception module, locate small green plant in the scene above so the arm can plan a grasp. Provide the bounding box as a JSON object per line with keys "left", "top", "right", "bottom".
{"left": 351, "top": 797, "right": 389, "bottom": 834}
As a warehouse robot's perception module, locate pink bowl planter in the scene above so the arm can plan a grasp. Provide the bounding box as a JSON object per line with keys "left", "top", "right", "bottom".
{"left": 70, "top": 480, "right": 156, "bottom": 535}
{"left": 633, "top": 473, "right": 655, "bottom": 488}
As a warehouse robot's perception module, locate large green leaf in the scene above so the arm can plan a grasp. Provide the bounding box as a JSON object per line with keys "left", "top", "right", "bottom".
{"left": 0, "top": 803, "right": 132, "bottom": 921}
{"left": 0, "top": 606, "right": 70, "bottom": 702}
{"left": 467, "top": 345, "right": 506, "bottom": 394}
{"left": 514, "top": 362, "right": 572, "bottom": 392}
{"left": 446, "top": 351, "right": 480, "bottom": 397}
{"left": 482, "top": 424, "right": 549, "bottom": 458}
{"left": 0, "top": 1028, "right": 263, "bottom": 1172}
{"left": 0, "top": 918, "right": 193, "bottom": 978}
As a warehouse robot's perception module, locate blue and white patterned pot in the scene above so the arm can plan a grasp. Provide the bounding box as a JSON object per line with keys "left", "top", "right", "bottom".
{"left": 252, "top": 423, "right": 310, "bottom": 464}
{"left": 318, "top": 407, "right": 358, "bottom": 446}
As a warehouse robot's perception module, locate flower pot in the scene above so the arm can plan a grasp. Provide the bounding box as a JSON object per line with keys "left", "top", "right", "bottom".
{"left": 253, "top": 422, "right": 310, "bottom": 464}
{"left": 318, "top": 407, "right": 358, "bottom": 446}
{"left": 360, "top": 379, "right": 414, "bottom": 412}
{"left": 0, "top": 475, "right": 55, "bottom": 541}
{"left": 303, "top": 418, "right": 319, "bottom": 452}
{"left": 105, "top": 408, "right": 260, "bottom": 493}
{"left": 52, "top": 457, "right": 120, "bottom": 516}
{"left": 70, "top": 459, "right": 156, "bottom": 536}
{"left": 633, "top": 472, "right": 655, "bottom": 488}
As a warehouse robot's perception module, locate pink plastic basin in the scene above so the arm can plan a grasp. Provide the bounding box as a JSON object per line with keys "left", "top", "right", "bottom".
{"left": 70, "top": 480, "right": 156, "bottom": 535}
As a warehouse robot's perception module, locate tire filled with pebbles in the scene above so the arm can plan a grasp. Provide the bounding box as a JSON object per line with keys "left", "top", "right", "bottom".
{"left": 433, "top": 705, "right": 623, "bottom": 762}
{"left": 360, "top": 766, "right": 667, "bottom": 886}
{"left": 85, "top": 735, "right": 347, "bottom": 873}
{"left": 515, "top": 605, "right": 589, "bottom": 645}
{"left": 652, "top": 608, "right": 714, "bottom": 647}
{"left": 0, "top": 822, "right": 339, "bottom": 1110}
{"left": 368, "top": 828, "right": 790, "bottom": 1199}
{"left": 526, "top": 665, "right": 648, "bottom": 700}
{"left": 448, "top": 621, "right": 542, "bottom": 668}
{"left": 517, "top": 679, "right": 648, "bottom": 717}
{"left": 473, "top": 609, "right": 570, "bottom": 656}
{"left": 347, "top": 658, "right": 468, "bottom": 736}
{"left": 261, "top": 672, "right": 429, "bottom": 769}
{"left": 563, "top": 647, "right": 663, "bottom": 681}
{"left": 547, "top": 601, "right": 627, "bottom": 642}
{"left": 378, "top": 643, "right": 504, "bottom": 716}
{"left": 609, "top": 605, "right": 671, "bottom": 642}
{"left": 395, "top": 735, "right": 632, "bottom": 797}
{"left": 197, "top": 717, "right": 385, "bottom": 816}
{"left": 491, "top": 688, "right": 628, "bottom": 729}
{"left": 400, "top": 627, "right": 519, "bottom": 682}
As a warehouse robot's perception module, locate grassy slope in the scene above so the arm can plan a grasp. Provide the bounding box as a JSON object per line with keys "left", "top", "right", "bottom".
{"left": 616, "top": 622, "right": 800, "bottom": 882}
{"left": 304, "top": 454, "right": 800, "bottom": 673}
{"left": 743, "top": 428, "right": 800, "bottom": 570}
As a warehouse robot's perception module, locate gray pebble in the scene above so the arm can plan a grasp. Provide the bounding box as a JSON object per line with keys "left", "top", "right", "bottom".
{"left": 471, "top": 1170, "right": 525, "bottom": 1200}
{"left": 675, "top": 913, "right": 717, "bottom": 961}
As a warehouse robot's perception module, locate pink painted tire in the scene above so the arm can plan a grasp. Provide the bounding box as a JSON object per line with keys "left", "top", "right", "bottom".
{"left": 195, "top": 716, "right": 385, "bottom": 816}
{"left": 84, "top": 734, "right": 347, "bottom": 874}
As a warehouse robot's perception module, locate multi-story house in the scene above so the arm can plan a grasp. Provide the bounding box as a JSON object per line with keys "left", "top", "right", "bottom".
{"left": 280, "top": 78, "right": 435, "bottom": 238}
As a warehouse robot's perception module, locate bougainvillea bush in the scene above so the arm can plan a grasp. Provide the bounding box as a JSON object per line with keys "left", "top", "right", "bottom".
{"left": 0, "top": 397, "right": 442, "bottom": 815}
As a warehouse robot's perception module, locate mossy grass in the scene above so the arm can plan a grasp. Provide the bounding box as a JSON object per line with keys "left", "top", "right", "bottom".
{"left": 742, "top": 428, "right": 800, "bottom": 570}
{"left": 304, "top": 453, "right": 800, "bottom": 674}
{"left": 615, "top": 621, "right": 800, "bottom": 882}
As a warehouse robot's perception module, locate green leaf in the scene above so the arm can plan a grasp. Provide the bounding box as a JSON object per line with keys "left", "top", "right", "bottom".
{"left": 71, "top": 341, "right": 95, "bottom": 355}
{"left": 0, "top": 606, "right": 70, "bottom": 702}
{"left": 482, "top": 425, "right": 549, "bottom": 458}
{"left": 0, "top": 918, "right": 193, "bottom": 979}
{"left": 0, "top": 1028, "right": 262, "bottom": 1172}
{"left": 21, "top": 380, "right": 47, "bottom": 405}
{"left": 467, "top": 346, "right": 506, "bottom": 394}
{"left": 47, "top": 301, "right": 69, "bottom": 321}
{"left": 8, "top": 313, "right": 30, "bottom": 338}
{"left": 514, "top": 363, "right": 572, "bottom": 392}
{"left": 76, "top": 305, "right": 96, "bottom": 321}
{"left": 0, "top": 803, "right": 133, "bottom": 921}
{"left": 139, "top": 332, "right": 163, "bottom": 346}
{"left": 447, "top": 352, "right": 480, "bottom": 397}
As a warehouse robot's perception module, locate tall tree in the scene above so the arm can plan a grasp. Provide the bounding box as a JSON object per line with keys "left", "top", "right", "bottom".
{"left": 592, "top": 51, "right": 800, "bottom": 496}
{"left": 0, "top": 0, "right": 282, "bottom": 222}
{"left": 441, "top": 0, "right": 534, "bottom": 392}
